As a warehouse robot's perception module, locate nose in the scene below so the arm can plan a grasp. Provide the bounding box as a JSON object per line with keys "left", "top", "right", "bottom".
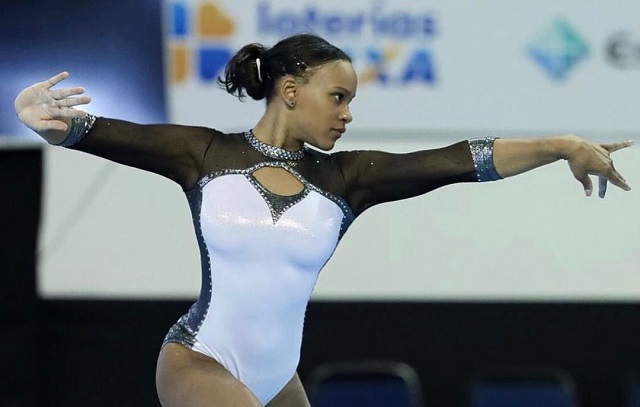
{"left": 340, "top": 108, "right": 353, "bottom": 124}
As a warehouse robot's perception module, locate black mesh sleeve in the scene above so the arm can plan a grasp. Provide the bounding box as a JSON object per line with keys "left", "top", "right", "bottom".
{"left": 333, "top": 141, "right": 478, "bottom": 215}
{"left": 69, "top": 117, "right": 216, "bottom": 190}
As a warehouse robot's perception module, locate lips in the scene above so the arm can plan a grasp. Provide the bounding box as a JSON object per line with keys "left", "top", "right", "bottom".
{"left": 332, "top": 127, "right": 346, "bottom": 134}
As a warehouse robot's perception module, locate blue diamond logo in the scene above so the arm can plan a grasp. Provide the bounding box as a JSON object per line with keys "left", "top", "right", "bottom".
{"left": 527, "top": 19, "right": 589, "bottom": 81}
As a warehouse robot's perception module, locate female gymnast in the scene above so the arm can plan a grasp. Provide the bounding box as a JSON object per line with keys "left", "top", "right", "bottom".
{"left": 14, "top": 34, "right": 632, "bottom": 406}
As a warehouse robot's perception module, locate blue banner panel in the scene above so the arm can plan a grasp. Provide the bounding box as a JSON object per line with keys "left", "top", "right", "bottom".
{"left": 0, "top": 0, "right": 166, "bottom": 141}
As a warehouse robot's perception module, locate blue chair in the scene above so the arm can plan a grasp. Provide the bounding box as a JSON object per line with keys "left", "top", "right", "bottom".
{"left": 468, "top": 368, "right": 577, "bottom": 407}
{"left": 307, "top": 360, "right": 424, "bottom": 407}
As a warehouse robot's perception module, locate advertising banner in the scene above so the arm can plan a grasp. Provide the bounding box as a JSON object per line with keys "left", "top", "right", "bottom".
{"left": 164, "top": 0, "right": 640, "bottom": 135}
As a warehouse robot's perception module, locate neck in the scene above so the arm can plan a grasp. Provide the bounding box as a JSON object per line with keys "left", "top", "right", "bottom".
{"left": 252, "top": 109, "right": 303, "bottom": 151}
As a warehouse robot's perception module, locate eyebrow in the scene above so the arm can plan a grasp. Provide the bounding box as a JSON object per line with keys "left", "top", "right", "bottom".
{"left": 333, "top": 86, "right": 356, "bottom": 100}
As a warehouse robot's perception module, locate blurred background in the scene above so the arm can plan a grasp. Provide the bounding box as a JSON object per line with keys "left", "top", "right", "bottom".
{"left": 1, "top": 0, "right": 639, "bottom": 405}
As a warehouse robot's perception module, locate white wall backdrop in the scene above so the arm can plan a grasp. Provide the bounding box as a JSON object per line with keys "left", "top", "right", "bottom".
{"left": 38, "top": 0, "right": 640, "bottom": 300}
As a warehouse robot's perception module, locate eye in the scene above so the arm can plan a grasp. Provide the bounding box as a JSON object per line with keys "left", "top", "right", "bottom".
{"left": 332, "top": 93, "right": 345, "bottom": 103}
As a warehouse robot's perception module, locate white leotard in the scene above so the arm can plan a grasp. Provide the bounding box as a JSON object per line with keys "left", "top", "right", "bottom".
{"left": 165, "top": 165, "right": 354, "bottom": 404}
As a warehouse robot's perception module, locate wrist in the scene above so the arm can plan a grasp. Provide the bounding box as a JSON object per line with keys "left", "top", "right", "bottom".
{"left": 51, "top": 114, "right": 96, "bottom": 147}
{"left": 38, "top": 118, "right": 72, "bottom": 144}
{"left": 553, "top": 134, "right": 583, "bottom": 160}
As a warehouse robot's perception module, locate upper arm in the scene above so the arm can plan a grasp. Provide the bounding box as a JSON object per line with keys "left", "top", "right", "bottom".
{"left": 70, "top": 117, "right": 215, "bottom": 190}
{"left": 335, "top": 141, "right": 478, "bottom": 215}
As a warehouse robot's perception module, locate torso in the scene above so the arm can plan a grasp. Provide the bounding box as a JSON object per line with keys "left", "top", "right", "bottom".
{"left": 163, "top": 132, "right": 354, "bottom": 405}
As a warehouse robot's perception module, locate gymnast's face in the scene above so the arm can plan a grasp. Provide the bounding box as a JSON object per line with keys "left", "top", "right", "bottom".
{"left": 289, "top": 60, "right": 357, "bottom": 151}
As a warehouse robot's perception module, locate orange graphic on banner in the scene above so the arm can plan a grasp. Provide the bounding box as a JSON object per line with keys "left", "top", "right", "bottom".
{"left": 169, "top": 2, "right": 237, "bottom": 83}
{"left": 360, "top": 45, "right": 402, "bottom": 84}
{"left": 197, "top": 3, "right": 234, "bottom": 37}
{"left": 170, "top": 45, "right": 189, "bottom": 82}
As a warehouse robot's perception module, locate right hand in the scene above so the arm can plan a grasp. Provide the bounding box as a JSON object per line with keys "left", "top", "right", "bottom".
{"left": 564, "top": 135, "right": 633, "bottom": 198}
{"left": 14, "top": 71, "right": 91, "bottom": 139}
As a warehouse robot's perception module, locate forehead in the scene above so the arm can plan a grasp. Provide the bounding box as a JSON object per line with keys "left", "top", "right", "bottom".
{"left": 307, "top": 60, "right": 357, "bottom": 92}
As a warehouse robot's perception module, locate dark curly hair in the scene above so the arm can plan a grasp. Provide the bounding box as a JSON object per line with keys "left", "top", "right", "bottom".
{"left": 218, "top": 34, "right": 351, "bottom": 101}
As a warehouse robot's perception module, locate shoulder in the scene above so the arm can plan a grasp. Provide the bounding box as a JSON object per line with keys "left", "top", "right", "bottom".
{"left": 305, "top": 148, "right": 365, "bottom": 165}
{"left": 316, "top": 149, "right": 375, "bottom": 174}
{"left": 182, "top": 127, "right": 247, "bottom": 152}
{"left": 304, "top": 147, "right": 332, "bottom": 162}
{"left": 301, "top": 148, "right": 367, "bottom": 188}
{"left": 303, "top": 148, "right": 350, "bottom": 176}
{"left": 172, "top": 124, "right": 228, "bottom": 140}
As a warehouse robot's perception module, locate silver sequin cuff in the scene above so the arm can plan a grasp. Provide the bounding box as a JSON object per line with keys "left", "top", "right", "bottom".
{"left": 54, "top": 114, "right": 97, "bottom": 147}
{"left": 468, "top": 137, "right": 502, "bottom": 182}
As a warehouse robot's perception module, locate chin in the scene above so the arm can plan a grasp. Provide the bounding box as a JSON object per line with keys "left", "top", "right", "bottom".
{"left": 307, "top": 139, "right": 337, "bottom": 152}
{"left": 318, "top": 141, "right": 337, "bottom": 151}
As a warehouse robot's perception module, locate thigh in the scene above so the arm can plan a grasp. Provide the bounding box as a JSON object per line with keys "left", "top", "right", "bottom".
{"left": 266, "top": 373, "right": 310, "bottom": 407}
{"left": 156, "top": 343, "right": 261, "bottom": 407}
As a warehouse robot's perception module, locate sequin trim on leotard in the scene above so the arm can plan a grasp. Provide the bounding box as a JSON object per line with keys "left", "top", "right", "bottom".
{"left": 468, "top": 137, "right": 502, "bottom": 182}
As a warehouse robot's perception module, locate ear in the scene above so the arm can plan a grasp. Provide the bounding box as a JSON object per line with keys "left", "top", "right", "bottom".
{"left": 278, "top": 75, "right": 298, "bottom": 107}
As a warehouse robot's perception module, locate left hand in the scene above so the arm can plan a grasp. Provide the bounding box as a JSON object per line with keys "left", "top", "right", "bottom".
{"left": 565, "top": 135, "right": 633, "bottom": 198}
{"left": 14, "top": 72, "right": 90, "bottom": 139}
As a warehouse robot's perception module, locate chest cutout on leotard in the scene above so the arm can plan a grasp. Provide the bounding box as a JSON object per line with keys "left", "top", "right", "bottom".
{"left": 249, "top": 165, "right": 309, "bottom": 223}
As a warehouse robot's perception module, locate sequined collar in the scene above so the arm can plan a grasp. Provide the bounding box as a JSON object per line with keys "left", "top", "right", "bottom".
{"left": 245, "top": 130, "right": 306, "bottom": 162}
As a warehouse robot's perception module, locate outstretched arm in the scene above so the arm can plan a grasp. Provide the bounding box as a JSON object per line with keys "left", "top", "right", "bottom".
{"left": 14, "top": 72, "right": 215, "bottom": 189}
{"left": 493, "top": 135, "right": 633, "bottom": 198}
{"left": 336, "top": 135, "right": 632, "bottom": 215}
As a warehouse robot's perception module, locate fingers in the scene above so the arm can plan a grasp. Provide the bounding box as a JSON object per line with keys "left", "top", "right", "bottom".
{"left": 602, "top": 139, "right": 634, "bottom": 153}
{"left": 41, "top": 72, "right": 88, "bottom": 103}
{"left": 50, "top": 86, "right": 85, "bottom": 100}
{"left": 42, "top": 103, "right": 90, "bottom": 120}
{"left": 48, "top": 84, "right": 91, "bottom": 111}
{"left": 579, "top": 175, "right": 594, "bottom": 197}
{"left": 598, "top": 176, "right": 608, "bottom": 198}
{"left": 582, "top": 139, "right": 633, "bottom": 197}
{"left": 53, "top": 95, "right": 92, "bottom": 108}
{"left": 65, "top": 109, "right": 88, "bottom": 118}
{"left": 44, "top": 71, "right": 70, "bottom": 89}
{"left": 605, "top": 167, "right": 631, "bottom": 192}
{"left": 580, "top": 170, "right": 630, "bottom": 199}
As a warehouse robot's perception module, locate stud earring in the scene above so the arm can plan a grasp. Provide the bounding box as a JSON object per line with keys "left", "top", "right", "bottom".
{"left": 289, "top": 100, "right": 295, "bottom": 107}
